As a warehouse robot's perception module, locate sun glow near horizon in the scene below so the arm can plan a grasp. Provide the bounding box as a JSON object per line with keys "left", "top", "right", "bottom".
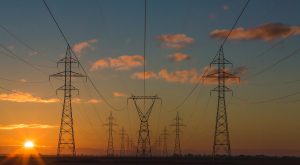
{"left": 23, "top": 140, "right": 35, "bottom": 149}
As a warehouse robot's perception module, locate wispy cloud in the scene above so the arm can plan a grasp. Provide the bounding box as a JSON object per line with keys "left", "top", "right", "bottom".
{"left": 159, "top": 68, "right": 200, "bottom": 84}
{"left": 156, "top": 34, "right": 194, "bottom": 49}
{"left": 168, "top": 52, "right": 191, "bottom": 62}
{"left": 73, "top": 39, "right": 97, "bottom": 55}
{"left": 113, "top": 92, "right": 127, "bottom": 97}
{"left": 131, "top": 66, "right": 246, "bottom": 85}
{"left": 0, "top": 124, "right": 57, "bottom": 130}
{"left": 0, "top": 91, "right": 59, "bottom": 103}
{"left": 223, "top": 5, "right": 229, "bottom": 11}
{"left": 72, "top": 98, "right": 102, "bottom": 104}
{"left": 90, "top": 55, "right": 144, "bottom": 71}
{"left": 131, "top": 71, "right": 159, "bottom": 80}
{"left": 210, "top": 23, "right": 300, "bottom": 41}
{"left": 201, "top": 66, "right": 245, "bottom": 85}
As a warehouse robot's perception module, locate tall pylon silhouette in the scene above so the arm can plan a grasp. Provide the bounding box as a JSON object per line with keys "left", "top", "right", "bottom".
{"left": 104, "top": 112, "right": 117, "bottom": 157}
{"left": 119, "top": 127, "right": 126, "bottom": 156}
{"left": 50, "top": 45, "right": 86, "bottom": 158}
{"left": 170, "top": 112, "right": 185, "bottom": 156}
{"left": 204, "top": 46, "right": 239, "bottom": 157}
{"left": 162, "top": 127, "right": 168, "bottom": 157}
{"left": 128, "top": 96, "right": 160, "bottom": 157}
{"left": 128, "top": 0, "right": 161, "bottom": 157}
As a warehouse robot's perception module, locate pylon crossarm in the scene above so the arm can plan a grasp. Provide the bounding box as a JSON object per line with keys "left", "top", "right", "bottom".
{"left": 70, "top": 71, "right": 87, "bottom": 78}
{"left": 210, "top": 86, "right": 233, "bottom": 93}
{"left": 50, "top": 71, "right": 66, "bottom": 78}
{"left": 57, "top": 57, "right": 79, "bottom": 64}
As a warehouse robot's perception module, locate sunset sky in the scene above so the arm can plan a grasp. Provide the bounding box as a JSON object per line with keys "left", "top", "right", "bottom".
{"left": 0, "top": 0, "right": 300, "bottom": 156}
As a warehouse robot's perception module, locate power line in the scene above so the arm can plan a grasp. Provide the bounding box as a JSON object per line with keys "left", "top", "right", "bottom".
{"left": 0, "top": 43, "right": 46, "bottom": 74}
{"left": 234, "top": 91, "right": 300, "bottom": 104}
{"left": 0, "top": 24, "right": 56, "bottom": 64}
{"left": 0, "top": 76, "right": 48, "bottom": 84}
{"left": 165, "top": 1, "right": 250, "bottom": 113}
{"left": 41, "top": 0, "right": 124, "bottom": 111}
{"left": 165, "top": 67, "right": 209, "bottom": 112}
{"left": 248, "top": 47, "right": 300, "bottom": 79}
{"left": 0, "top": 86, "right": 17, "bottom": 93}
{"left": 211, "top": 0, "right": 251, "bottom": 62}
{"left": 221, "top": 0, "right": 250, "bottom": 47}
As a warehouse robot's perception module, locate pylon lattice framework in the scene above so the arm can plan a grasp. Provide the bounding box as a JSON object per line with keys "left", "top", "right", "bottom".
{"left": 50, "top": 45, "right": 86, "bottom": 158}
{"left": 161, "top": 127, "right": 168, "bottom": 157}
{"left": 204, "top": 46, "right": 240, "bottom": 157}
{"left": 104, "top": 112, "right": 117, "bottom": 157}
{"left": 128, "top": 95, "right": 161, "bottom": 157}
{"left": 119, "top": 127, "right": 126, "bottom": 156}
{"left": 170, "top": 112, "right": 185, "bottom": 156}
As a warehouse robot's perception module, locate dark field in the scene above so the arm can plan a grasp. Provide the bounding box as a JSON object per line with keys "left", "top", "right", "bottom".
{"left": 0, "top": 156, "right": 300, "bottom": 165}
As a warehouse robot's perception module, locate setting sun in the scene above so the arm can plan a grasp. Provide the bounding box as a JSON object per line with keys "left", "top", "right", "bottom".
{"left": 24, "top": 141, "right": 35, "bottom": 149}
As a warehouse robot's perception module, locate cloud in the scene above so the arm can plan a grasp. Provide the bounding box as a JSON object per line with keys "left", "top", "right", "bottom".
{"left": 72, "top": 98, "right": 102, "bottom": 104}
{"left": 131, "top": 66, "right": 246, "bottom": 85}
{"left": 158, "top": 68, "right": 201, "bottom": 84}
{"left": 73, "top": 39, "right": 97, "bottom": 55}
{"left": 208, "top": 13, "right": 217, "bottom": 19}
{"left": 20, "top": 79, "right": 27, "bottom": 83}
{"left": 156, "top": 34, "right": 194, "bottom": 49}
{"left": 223, "top": 5, "right": 229, "bottom": 11}
{"left": 210, "top": 23, "right": 300, "bottom": 41}
{"left": 168, "top": 53, "right": 191, "bottom": 62}
{"left": 0, "top": 124, "right": 57, "bottom": 130}
{"left": 113, "top": 92, "right": 127, "bottom": 97}
{"left": 131, "top": 71, "right": 159, "bottom": 80}
{"left": 0, "top": 91, "right": 59, "bottom": 103}
{"left": 90, "top": 55, "right": 144, "bottom": 71}
{"left": 202, "top": 66, "right": 247, "bottom": 85}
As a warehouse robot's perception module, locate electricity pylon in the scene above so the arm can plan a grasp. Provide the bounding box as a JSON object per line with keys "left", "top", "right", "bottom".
{"left": 153, "top": 135, "right": 162, "bottom": 156}
{"left": 128, "top": 95, "right": 161, "bottom": 157}
{"left": 129, "top": 139, "right": 134, "bottom": 156}
{"left": 170, "top": 112, "right": 185, "bottom": 156}
{"left": 104, "top": 112, "right": 117, "bottom": 157}
{"left": 162, "top": 127, "right": 168, "bottom": 157}
{"left": 50, "top": 45, "right": 86, "bottom": 158}
{"left": 126, "top": 135, "right": 130, "bottom": 156}
{"left": 158, "top": 135, "right": 162, "bottom": 156}
{"left": 119, "top": 127, "right": 126, "bottom": 156}
{"left": 204, "top": 46, "right": 239, "bottom": 157}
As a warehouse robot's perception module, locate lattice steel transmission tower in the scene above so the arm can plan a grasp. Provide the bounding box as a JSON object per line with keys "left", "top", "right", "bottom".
{"left": 128, "top": 96, "right": 161, "bottom": 157}
{"left": 127, "top": 0, "right": 161, "bottom": 157}
{"left": 204, "top": 46, "right": 239, "bottom": 157}
{"left": 50, "top": 45, "right": 86, "bottom": 158}
{"left": 126, "top": 135, "right": 130, "bottom": 156}
{"left": 119, "top": 127, "right": 126, "bottom": 156}
{"left": 162, "top": 127, "right": 168, "bottom": 157}
{"left": 170, "top": 112, "right": 185, "bottom": 156}
{"left": 104, "top": 112, "right": 117, "bottom": 157}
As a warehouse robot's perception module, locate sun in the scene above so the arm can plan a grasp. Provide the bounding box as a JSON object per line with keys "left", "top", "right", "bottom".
{"left": 24, "top": 140, "right": 35, "bottom": 149}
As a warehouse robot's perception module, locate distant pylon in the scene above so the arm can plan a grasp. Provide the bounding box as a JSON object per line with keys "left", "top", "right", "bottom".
{"left": 153, "top": 135, "right": 162, "bottom": 156}
{"left": 129, "top": 139, "right": 134, "bottom": 155}
{"left": 126, "top": 135, "right": 130, "bottom": 156}
{"left": 170, "top": 112, "right": 185, "bottom": 156}
{"left": 162, "top": 127, "right": 168, "bottom": 157}
{"left": 204, "top": 46, "right": 240, "bottom": 157}
{"left": 119, "top": 127, "right": 126, "bottom": 156}
{"left": 128, "top": 95, "right": 161, "bottom": 157}
{"left": 104, "top": 112, "right": 117, "bottom": 157}
{"left": 50, "top": 45, "right": 86, "bottom": 158}
{"left": 158, "top": 135, "right": 162, "bottom": 156}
